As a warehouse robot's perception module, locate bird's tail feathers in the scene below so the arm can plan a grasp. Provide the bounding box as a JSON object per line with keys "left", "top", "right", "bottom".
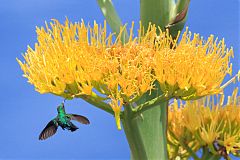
{"left": 69, "top": 122, "right": 79, "bottom": 132}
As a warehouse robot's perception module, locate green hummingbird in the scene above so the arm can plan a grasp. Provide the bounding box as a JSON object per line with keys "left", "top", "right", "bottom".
{"left": 39, "top": 102, "right": 90, "bottom": 140}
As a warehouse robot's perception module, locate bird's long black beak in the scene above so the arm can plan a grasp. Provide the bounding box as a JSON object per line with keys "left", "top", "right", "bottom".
{"left": 63, "top": 98, "right": 67, "bottom": 108}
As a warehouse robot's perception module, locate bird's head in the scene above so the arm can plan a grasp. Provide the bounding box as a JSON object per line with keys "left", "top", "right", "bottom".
{"left": 57, "top": 103, "right": 65, "bottom": 113}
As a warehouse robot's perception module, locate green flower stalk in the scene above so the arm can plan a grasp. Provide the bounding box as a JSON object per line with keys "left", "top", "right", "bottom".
{"left": 17, "top": 0, "right": 238, "bottom": 159}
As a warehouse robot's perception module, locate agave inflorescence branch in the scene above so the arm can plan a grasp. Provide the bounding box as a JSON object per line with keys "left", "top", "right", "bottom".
{"left": 16, "top": 0, "right": 239, "bottom": 159}
{"left": 168, "top": 87, "right": 240, "bottom": 159}
{"left": 17, "top": 19, "right": 233, "bottom": 129}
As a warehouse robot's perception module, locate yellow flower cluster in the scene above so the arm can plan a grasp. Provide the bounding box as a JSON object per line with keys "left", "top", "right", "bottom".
{"left": 17, "top": 19, "right": 233, "bottom": 127}
{"left": 168, "top": 88, "right": 240, "bottom": 159}
{"left": 154, "top": 29, "right": 233, "bottom": 100}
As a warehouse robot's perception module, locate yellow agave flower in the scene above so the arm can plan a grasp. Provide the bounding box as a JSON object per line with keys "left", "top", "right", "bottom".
{"left": 168, "top": 88, "right": 240, "bottom": 159}
{"left": 17, "top": 19, "right": 233, "bottom": 129}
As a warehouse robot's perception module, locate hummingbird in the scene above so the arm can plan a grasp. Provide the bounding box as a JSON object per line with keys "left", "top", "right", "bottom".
{"left": 39, "top": 102, "right": 90, "bottom": 140}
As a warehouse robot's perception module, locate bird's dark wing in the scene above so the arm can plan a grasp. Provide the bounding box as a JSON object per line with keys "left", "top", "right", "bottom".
{"left": 69, "top": 114, "right": 90, "bottom": 125}
{"left": 39, "top": 119, "right": 58, "bottom": 140}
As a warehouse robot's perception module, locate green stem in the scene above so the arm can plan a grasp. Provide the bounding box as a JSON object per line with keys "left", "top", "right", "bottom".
{"left": 178, "top": 139, "right": 200, "bottom": 160}
{"left": 122, "top": 106, "right": 148, "bottom": 160}
{"left": 132, "top": 93, "right": 170, "bottom": 118}
{"left": 200, "top": 146, "right": 221, "bottom": 160}
{"left": 122, "top": 99, "right": 169, "bottom": 160}
{"left": 159, "top": 101, "right": 168, "bottom": 159}
{"left": 97, "top": 0, "right": 129, "bottom": 42}
{"left": 201, "top": 146, "right": 209, "bottom": 160}
{"left": 77, "top": 94, "right": 114, "bottom": 115}
{"left": 139, "top": 1, "right": 187, "bottom": 159}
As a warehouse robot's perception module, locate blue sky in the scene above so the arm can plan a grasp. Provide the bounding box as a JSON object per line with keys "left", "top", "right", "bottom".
{"left": 0, "top": 0, "right": 239, "bottom": 159}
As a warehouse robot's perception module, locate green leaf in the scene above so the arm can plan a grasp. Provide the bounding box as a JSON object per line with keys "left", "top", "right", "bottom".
{"left": 140, "top": 0, "right": 176, "bottom": 31}
{"left": 165, "top": 0, "right": 190, "bottom": 38}
{"left": 176, "top": 0, "right": 190, "bottom": 13}
{"left": 97, "top": 0, "right": 129, "bottom": 43}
